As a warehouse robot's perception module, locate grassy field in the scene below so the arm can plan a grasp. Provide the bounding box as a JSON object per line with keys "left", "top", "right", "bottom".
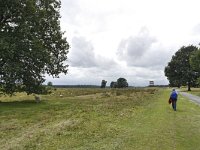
{"left": 0, "top": 88, "right": 200, "bottom": 150}
{"left": 186, "top": 88, "right": 200, "bottom": 97}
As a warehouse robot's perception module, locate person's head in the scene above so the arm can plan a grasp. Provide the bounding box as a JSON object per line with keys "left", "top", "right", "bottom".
{"left": 172, "top": 89, "right": 175, "bottom": 91}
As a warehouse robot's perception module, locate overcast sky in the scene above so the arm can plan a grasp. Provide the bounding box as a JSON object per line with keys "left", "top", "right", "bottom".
{"left": 46, "top": 0, "right": 200, "bottom": 86}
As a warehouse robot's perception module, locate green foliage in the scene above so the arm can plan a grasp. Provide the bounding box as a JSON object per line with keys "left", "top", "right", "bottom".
{"left": 190, "top": 49, "right": 200, "bottom": 87}
{"left": 110, "top": 81, "right": 117, "bottom": 88}
{"left": 190, "top": 49, "right": 200, "bottom": 73}
{"left": 197, "top": 77, "right": 200, "bottom": 85}
{"left": 165, "top": 45, "right": 199, "bottom": 91}
{"left": 47, "top": 81, "right": 53, "bottom": 86}
{"left": 0, "top": 0, "right": 69, "bottom": 95}
{"left": 117, "top": 77, "right": 128, "bottom": 88}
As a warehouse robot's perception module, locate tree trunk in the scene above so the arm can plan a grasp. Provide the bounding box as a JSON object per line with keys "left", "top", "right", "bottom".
{"left": 188, "top": 82, "right": 191, "bottom": 91}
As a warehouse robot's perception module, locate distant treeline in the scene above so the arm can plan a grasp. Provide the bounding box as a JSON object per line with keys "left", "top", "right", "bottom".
{"left": 148, "top": 85, "right": 169, "bottom": 87}
{"left": 52, "top": 85, "right": 100, "bottom": 88}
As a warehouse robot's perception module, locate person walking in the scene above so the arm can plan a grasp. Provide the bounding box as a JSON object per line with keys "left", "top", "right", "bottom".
{"left": 170, "top": 89, "right": 178, "bottom": 111}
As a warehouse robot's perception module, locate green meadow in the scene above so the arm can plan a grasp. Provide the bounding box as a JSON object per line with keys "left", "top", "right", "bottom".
{"left": 0, "top": 88, "right": 200, "bottom": 150}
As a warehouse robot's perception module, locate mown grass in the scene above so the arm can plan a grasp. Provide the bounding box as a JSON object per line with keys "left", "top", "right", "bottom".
{"left": 0, "top": 88, "right": 200, "bottom": 150}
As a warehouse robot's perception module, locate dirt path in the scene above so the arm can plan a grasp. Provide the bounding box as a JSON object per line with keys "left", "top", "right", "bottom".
{"left": 179, "top": 91, "right": 200, "bottom": 105}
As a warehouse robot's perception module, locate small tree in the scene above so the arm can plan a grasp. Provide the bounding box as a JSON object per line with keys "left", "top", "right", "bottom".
{"left": 47, "top": 82, "right": 53, "bottom": 86}
{"left": 117, "top": 78, "right": 128, "bottom": 88}
{"left": 110, "top": 81, "right": 117, "bottom": 88}
{"left": 101, "top": 80, "right": 107, "bottom": 88}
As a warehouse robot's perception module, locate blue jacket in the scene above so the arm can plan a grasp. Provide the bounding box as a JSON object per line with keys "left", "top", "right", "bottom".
{"left": 170, "top": 91, "right": 178, "bottom": 100}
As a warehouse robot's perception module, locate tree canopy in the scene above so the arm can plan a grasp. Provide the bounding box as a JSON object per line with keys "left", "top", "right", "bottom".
{"left": 117, "top": 78, "right": 128, "bottom": 88}
{"left": 190, "top": 49, "right": 200, "bottom": 85}
{"left": 165, "top": 45, "right": 199, "bottom": 91}
{"left": 47, "top": 81, "right": 53, "bottom": 86}
{"left": 0, "top": 0, "right": 69, "bottom": 95}
{"left": 190, "top": 49, "right": 200, "bottom": 73}
{"left": 110, "top": 81, "right": 117, "bottom": 88}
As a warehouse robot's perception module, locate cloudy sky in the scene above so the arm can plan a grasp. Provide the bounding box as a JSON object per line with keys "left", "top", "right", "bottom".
{"left": 46, "top": 0, "right": 200, "bottom": 86}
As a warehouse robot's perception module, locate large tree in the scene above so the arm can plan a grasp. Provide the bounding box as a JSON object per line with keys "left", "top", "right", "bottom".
{"left": 165, "top": 45, "right": 199, "bottom": 91}
{"left": 0, "top": 0, "right": 69, "bottom": 94}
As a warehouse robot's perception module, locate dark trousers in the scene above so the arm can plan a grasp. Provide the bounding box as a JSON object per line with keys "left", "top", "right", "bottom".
{"left": 171, "top": 99, "right": 177, "bottom": 111}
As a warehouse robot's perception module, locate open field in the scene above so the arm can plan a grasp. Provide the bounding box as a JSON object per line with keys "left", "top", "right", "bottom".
{"left": 0, "top": 88, "right": 200, "bottom": 150}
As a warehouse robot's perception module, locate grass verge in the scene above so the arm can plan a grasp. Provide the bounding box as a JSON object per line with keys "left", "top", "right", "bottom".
{"left": 187, "top": 88, "right": 200, "bottom": 97}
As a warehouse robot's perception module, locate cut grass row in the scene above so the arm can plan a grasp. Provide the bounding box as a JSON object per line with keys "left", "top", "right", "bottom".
{"left": 0, "top": 88, "right": 200, "bottom": 150}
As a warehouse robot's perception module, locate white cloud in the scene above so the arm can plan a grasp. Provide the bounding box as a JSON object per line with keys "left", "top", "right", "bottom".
{"left": 69, "top": 36, "right": 97, "bottom": 68}
{"left": 69, "top": 36, "right": 117, "bottom": 69}
{"left": 49, "top": 0, "right": 200, "bottom": 86}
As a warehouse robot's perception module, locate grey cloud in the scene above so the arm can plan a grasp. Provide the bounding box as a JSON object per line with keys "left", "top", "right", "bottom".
{"left": 69, "top": 36, "right": 117, "bottom": 69}
{"left": 131, "top": 46, "right": 172, "bottom": 69}
{"left": 117, "top": 27, "right": 156, "bottom": 60}
{"left": 69, "top": 36, "right": 97, "bottom": 67}
{"left": 117, "top": 28, "right": 171, "bottom": 69}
